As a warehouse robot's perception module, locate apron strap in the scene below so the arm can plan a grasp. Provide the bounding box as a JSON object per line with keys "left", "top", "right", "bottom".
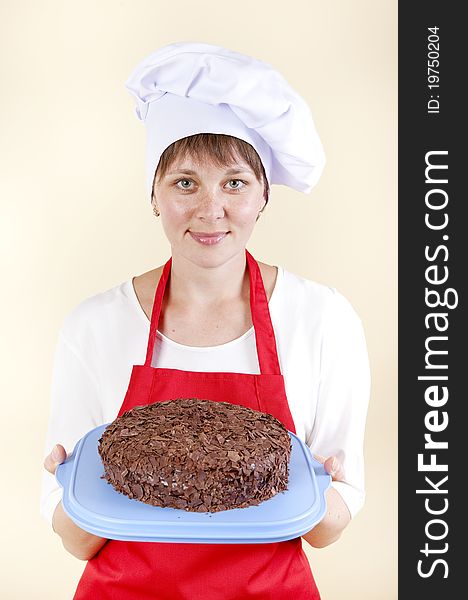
{"left": 145, "top": 257, "right": 172, "bottom": 368}
{"left": 245, "top": 249, "right": 282, "bottom": 375}
{"left": 144, "top": 249, "right": 282, "bottom": 375}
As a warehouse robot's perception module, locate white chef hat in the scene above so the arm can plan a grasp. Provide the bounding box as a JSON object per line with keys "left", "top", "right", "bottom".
{"left": 125, "top": 42, "right": 326, "bottom": 201}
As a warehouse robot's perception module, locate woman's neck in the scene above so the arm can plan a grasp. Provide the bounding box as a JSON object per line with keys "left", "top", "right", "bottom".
{"left": 168, "top": 250, "right": 249, "bottom": 309}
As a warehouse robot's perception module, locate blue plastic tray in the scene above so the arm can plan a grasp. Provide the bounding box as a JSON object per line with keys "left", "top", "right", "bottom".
{"left": 56, "top": 423, "right": 330, "bottom": 544}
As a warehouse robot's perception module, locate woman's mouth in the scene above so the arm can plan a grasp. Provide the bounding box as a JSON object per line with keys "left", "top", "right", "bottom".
{"left": 188, "top": 231, "right": 229, "bottom": 245}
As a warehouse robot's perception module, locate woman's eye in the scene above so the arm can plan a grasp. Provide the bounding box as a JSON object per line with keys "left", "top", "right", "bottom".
{"left": 176, "top": 179, "right": 193, "bottom": 190}
{"left": 226, "top": 179, "right": 246, "bottom": 190}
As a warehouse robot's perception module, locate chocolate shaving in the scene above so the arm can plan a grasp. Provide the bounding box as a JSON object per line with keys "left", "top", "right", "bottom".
{"left": 98, "top": 398, "right": 291, "bottom": 513}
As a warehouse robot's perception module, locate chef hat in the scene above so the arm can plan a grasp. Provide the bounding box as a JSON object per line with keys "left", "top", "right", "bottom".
{"left": 125, "top": 42, "right": 326, "bottom": 201}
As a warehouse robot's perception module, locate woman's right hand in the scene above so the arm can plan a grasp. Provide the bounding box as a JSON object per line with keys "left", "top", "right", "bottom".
{"left": 43, "top": 443, "right": 108, "bottom": 560}
{"left": 43, "top": 444, "right": 68, "bottom": 475}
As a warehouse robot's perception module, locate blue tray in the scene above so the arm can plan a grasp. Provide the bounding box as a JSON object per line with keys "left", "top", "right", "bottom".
{"left": 56, "top": 423, "right": 330, "bottom": 544}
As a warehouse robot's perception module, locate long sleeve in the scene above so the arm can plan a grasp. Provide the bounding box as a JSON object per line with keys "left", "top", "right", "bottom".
{"left": 39, "top": 329, "right": 103, "bottom": 527}
{"left": 307, "top": 290, "right": 371, "bottom": 519}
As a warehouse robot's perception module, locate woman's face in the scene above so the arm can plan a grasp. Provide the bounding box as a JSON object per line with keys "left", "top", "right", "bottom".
{"left": 153, "top": 153, "right": 266, "bottom": 268}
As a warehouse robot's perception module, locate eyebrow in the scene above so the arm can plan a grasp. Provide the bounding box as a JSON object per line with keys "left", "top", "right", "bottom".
{"left": 166, "top": 167, "right": 254, "bottom": 176}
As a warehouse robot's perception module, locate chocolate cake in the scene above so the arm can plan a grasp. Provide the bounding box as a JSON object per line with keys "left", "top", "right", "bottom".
{"left": 98, "top": 398, "right": 292, "bottom": 513}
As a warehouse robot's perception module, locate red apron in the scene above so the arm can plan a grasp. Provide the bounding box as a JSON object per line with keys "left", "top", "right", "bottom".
{"left": 74, "top": 249, "right": 320, "bottom": 600}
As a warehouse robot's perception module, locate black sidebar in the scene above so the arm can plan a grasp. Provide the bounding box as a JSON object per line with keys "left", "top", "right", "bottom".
{"left": 399, "top": 4, "right": 465, "bottom": 598}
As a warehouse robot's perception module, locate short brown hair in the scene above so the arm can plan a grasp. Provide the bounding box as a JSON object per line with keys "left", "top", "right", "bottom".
{"left": 153, "top": 133, "right": 270, "bottom": 208}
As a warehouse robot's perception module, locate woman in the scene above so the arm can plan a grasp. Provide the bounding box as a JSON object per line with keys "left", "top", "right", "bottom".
{"left": 41, "top": 43, "right": 370, "bottom": 599}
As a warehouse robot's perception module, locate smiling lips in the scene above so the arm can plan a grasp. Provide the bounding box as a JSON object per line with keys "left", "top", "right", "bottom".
{"left": 189, "top": 231, "right": 229, "bottom": 245}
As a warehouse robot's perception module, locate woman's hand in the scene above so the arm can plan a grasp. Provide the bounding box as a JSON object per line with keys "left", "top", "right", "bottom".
{"left": 43, "top": 443, "right": 109, "bottom": 560}
{"left": 314, "top": 454, "right": 346, "bottom": 482}
{"left": 301, "top": 454, "right": 351, "bottom": 549}
{"left": 43, "top": 444, "right": 68, "bottom": 475}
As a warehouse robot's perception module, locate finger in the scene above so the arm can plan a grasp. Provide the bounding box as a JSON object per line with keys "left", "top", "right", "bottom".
{"left": 313, "top": 454, "right": 326, "bottom": 464}
{"left": 43, "top": 444, "right": 67, "bottom": 475}
{"left": 324, "top": 456, "right": 345, "bottom": 482}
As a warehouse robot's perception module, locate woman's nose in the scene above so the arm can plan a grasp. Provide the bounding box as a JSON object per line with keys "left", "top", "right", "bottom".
{"left": 195, "top": 189, "right": 225, "bottom": 219}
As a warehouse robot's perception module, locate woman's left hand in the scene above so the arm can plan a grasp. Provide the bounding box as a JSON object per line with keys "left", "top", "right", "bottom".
{"left": 314, "top": 454, "right": 345, "bottom": 482}
{"left": 301, "top": 454, "right": 351, "bottom": 548}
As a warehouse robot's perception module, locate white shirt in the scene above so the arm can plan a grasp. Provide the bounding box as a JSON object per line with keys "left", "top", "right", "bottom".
{"left": 40, "top": 265, "right": 371, "bottom": 526}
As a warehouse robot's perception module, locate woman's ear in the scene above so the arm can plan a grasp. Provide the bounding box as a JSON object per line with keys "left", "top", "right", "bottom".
{"left": 256, "top": 197, "right": 268, "bottom": 222}
{"left": 151, "top": 197, "right": 160, "bottom": 217}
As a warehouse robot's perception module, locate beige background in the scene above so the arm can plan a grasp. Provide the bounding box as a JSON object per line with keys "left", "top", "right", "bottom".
{"left": 0, "top": 1, "right": 397, "bottom": 598}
